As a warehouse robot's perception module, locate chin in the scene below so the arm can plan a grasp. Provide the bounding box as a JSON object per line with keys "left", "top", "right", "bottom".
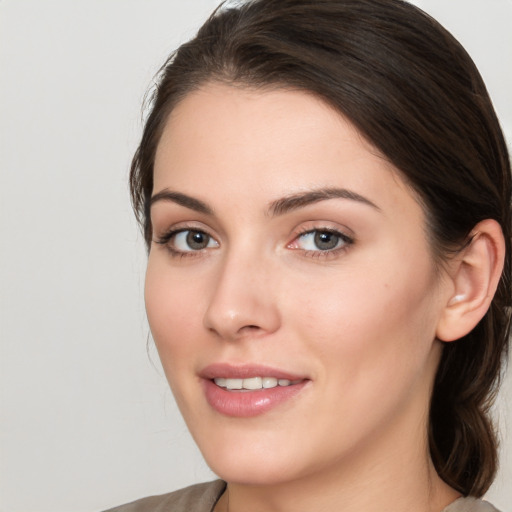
{"left": 194, "top": 426, "right": 338, "bottom": 488}
{"left": 191, "top": 429, "right": 300, "bottom": 485}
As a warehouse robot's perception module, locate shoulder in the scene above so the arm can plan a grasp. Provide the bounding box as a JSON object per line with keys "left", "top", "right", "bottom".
{"left": 443, "top": 496, "right": 503, "bottom": 512}
{"left": 102, "top": 480, "right": 226, "bottom": 512}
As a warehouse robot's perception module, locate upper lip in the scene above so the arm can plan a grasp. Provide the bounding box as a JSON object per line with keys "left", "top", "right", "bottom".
{"left": 200, "top": 363, "right": 308, "bottom": 381}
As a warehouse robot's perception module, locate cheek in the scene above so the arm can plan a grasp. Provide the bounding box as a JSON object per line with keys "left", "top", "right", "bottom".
{"left": 144, "top": 259, "right": 212, "bottom": 425}
{"left": 288, "top": 253, "right": 440, "bottom": 389}
{"left": 145, "top": 262, "right": 175, "bottom": 344}
{"left": 144, "top": 258, "right": 201, "bottom": 375}
{"left": 290, "top": 271, "right": 440, "bottom": 450}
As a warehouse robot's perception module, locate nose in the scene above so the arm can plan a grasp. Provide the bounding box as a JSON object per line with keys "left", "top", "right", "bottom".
{"left": 203, "top": 251, "right": 281, "bottom": 341}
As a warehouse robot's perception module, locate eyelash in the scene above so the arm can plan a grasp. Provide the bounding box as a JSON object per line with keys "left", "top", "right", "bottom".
{"left": 154, "top": 226, "right": 354, "bottom": 260}
{"left": 154, "top": 226, "right": 217, "bottom": 259}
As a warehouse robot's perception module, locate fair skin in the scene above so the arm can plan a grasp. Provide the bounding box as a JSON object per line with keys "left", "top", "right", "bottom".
{"left": 145, "top": 83, "right": 502, "bottom": 512}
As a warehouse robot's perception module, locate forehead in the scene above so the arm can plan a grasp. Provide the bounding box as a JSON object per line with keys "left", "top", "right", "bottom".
{"left": 153, "top": 83, "right": 421, "bottom": 219}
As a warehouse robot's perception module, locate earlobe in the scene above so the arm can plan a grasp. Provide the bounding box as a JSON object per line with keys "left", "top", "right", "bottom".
{"left": 436, "top": 219, "right": 505, "bottom": 343}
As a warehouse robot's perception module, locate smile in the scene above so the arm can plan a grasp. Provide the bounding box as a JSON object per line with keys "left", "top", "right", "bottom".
{"left": 201, "top": 364, "right": 309, "bottom": 417}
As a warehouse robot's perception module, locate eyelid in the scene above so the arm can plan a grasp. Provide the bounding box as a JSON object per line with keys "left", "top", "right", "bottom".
{"left": 154, "top": 220, "right": 214, "bottom": 241}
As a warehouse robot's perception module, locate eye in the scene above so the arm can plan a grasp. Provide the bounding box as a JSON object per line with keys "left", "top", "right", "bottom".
{"left": 288, "top": 228, "right": 353, "bottom": 253}
{"left": 173, "top": 230, "right": 217, "bottom": 251}
{"left": 155, "top": 228, "right": 219, "bottom": 254}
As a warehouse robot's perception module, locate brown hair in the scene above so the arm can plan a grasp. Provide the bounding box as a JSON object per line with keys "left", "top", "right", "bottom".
{"left": 130, "top": 0, "right": 511, "bottom": 496}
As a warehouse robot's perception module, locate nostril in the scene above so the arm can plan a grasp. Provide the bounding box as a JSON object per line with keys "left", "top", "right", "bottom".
{"left": 235, "top": 324, "right": 263, "bottom": 337}
{"left": 241, "top": 325, "right": 261, "bottom": 332}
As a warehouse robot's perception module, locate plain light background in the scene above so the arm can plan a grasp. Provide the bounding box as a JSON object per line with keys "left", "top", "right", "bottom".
{"left": 1, "top": 1, "right": 510, "bottom": 511}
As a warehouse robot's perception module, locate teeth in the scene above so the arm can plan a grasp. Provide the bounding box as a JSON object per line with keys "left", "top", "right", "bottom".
{"left": 226, "top": 378, "right": 243, "bottom": 390}
{"left": 262, "top": 377, "right": 278, "bottom": 388}
{"left": 243, "top": 377, "right": 262, "bottom": 390}
{"left": 214, "top": 377, "right": 300, "bottom": 390}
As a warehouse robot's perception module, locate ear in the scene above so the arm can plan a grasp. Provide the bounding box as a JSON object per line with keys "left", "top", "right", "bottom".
{"left": 436, "top": 219, "right": 505, "bottom": 342}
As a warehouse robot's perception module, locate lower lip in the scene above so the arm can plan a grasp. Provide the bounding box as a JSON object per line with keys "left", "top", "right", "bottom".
{"left": 203, "top": 379, "right": 308, "bottom": 417}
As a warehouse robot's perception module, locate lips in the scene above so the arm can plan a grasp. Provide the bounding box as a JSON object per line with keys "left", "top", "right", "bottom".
{"left": 200, "top": 363, "right": 309, "bottom": 417}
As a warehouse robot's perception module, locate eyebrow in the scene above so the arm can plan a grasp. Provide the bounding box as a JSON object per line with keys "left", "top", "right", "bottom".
{"left": 150, "top": 189, "right": 213, "bottom": 215}
{"left": 149, "top": 186, "right": 379, "bottom": 217}
{"left": 268, "top": 187, "right": 380, "bottom": 216}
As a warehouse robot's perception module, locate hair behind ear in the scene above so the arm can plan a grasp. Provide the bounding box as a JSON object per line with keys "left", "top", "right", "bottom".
{"left": 429, "top": 323, "right": 501, "bottom": 495}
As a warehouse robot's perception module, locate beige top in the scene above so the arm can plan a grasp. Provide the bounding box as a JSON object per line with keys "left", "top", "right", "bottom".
{"left": 102, "top": 480, "right": 502, "bottom": 512}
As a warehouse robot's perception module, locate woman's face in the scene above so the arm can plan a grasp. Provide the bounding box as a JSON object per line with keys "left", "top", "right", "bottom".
{"left": 146, "top": 84, "right": 451, "bottom": 485}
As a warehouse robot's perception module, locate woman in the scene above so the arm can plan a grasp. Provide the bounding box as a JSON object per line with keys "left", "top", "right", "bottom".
{"left": 107, "top": 0, "right": 511, "bottom": 510}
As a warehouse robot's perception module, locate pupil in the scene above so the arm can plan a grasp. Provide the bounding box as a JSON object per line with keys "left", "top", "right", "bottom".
{"left": 186, "top": 231, "right": 209, "bottom": 249}
{"left": 314, "top": 231, "right": 339, "bottom": 250}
